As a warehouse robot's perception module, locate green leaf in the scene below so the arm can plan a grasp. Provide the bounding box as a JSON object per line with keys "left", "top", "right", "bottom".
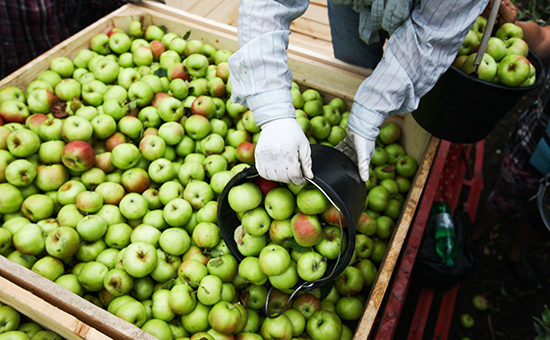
{"left": 128, "top": 100, "right": 138, "bottom": 112}
{"left": 159, "top": 25, "right": 167, "bottom": 33}
{"left": 209, "top": 249, "right": 222, "bottom": 258}
{"left": 20, "top": 255, "right": 36, "bottom": 263}
{"left": 154, "top": 67, "right": 168, "bottom": 78}
{"left": 182, "top": 30, "right": 191, "bottom": 41}
{"left": 287, "top": 237, "right": 309, "bottom": 253}
{"left": 161, "top": 279, "right": 176, "bottom": 290}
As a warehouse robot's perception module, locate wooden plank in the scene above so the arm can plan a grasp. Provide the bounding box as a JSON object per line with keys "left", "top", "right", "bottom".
{"left": 310, "top": 0, "right": 327, "bottom": 6}
{"left": 302, "top": 3, "right": 330, "bottom": 25}
{"left": 203, "top": 0, "right": 241, "bottom": 26}
{"left": 163, "top": 0, "right": 202, "bottom": 11}
{"left": 290, "top": 18, "right": 332, "bottom": 42}
{"left": 0, "top": 276, "right": 112, "bottom": 340}
{"left": 0, "top": 257, "right": 159, "bottom": 340}
{"left": 186, "top": 0, "right": 226, "bottom": 17}
{"left": 353, "top": 130, "right": 439, "bottom": 340}
{"left": 289, "top": 34, "right": 334, "bottom": 57}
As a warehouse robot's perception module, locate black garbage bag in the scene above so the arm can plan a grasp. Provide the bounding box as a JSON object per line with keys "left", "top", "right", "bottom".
{"left": 413, "top": 207, "right": 477, "bottom": 290}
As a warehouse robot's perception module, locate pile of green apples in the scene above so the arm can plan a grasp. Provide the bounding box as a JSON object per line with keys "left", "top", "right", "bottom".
{"left": 0, "top": 19, "right": 418, "bottom": 340}
{"left": 453, "top": 17, "right": 536, "bottom": 87}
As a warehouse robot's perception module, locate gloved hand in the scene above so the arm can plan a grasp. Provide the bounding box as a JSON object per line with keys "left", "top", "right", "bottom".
{"left": 254, "top": 118, "right": 313, "bottom": 185}
{"left": 335, "top": 127, "right": 376, "bottom": 182}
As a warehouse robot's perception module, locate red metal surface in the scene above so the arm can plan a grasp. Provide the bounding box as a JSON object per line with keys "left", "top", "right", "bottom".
{"left": 373, "top": 141, "right": 452, "bottom": 339}
{"left": 432, "top": 284, "right": 461, "bottom": 340}
{"left": 373, "top": 140, "right": 485, "bottom": 339}
{"left": 406, "top": 288, "right": 435, "bottom": 340}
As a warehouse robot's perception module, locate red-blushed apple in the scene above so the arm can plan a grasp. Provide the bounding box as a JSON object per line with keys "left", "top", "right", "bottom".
{"left": 320, "top": 204, "right": 348, "bottom": 228}
{"left": 62, "top": 140, "right": 96, "bottom": 172}
{"left": 292, "top": 293, "right": 321, "bottom": 319}
{"left": 149, "top": 40, "right": 166, "bottom": 60}
{"left": 0, "top": 100, "right": 30, "bottom": 125}
{"left": 460, "top": 313, "right": 475, "bottom": 329}
{"left": 95, "top": 182, "right": 125, "bottom": 206}
{"left": 119, "top": 167, "right": 149, "bottom": 194}
{"left": 268, "top": 218, "right": 294, "bottom": 248}
{"left": 252, "top": 176, "right": 278, "bottom": 195}
{"left": 236, "top": 141, "right": 255, "bottom": 165}
{"left": 472, "top": 294, "right": 489, "bottom": 311}
{"left": 497, "top": 54, "right": 532, "bottom": 87}
{"left": 104, "top": 132, "right": 129, "bottom": 152}
{"left": 150, "top": 92, "right": 172, "bottom": 108}
{"left": 290, "top": 212, "right": 323, "bottom": 247}
{"left": 35, "top": 164, "right": 70, "bottom": 192}
{"left": 94, "top": 152, "right": 115, "bottom": 173}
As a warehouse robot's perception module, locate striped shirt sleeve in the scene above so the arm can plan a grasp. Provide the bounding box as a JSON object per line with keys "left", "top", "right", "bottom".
{"left": 228, "top": 0, "right": 309, "bottom": 126}
{"left": 347, "top": 0, "right": 490, "bottom": 140}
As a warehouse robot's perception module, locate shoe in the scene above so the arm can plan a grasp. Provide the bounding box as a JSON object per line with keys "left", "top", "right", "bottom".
{"left": 505, "top": 256, "right": 537, "bottom": 286}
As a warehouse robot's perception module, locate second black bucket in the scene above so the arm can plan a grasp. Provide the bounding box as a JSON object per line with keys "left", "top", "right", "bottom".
{"left": 217, "top": 144, "right": 367, "bottom": 291}
{"left": 412, "top": 50, "right": 546, "bottom": 144}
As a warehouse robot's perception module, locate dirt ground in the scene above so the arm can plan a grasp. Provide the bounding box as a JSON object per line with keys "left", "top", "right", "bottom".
{"left": 445, "top": 88, "right": 550, "bottom": 339}
{"left": 394, "top": 84, "right": 550, "bottom": 340}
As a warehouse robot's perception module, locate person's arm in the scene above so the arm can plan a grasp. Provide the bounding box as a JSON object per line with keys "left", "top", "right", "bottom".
{"left": 517, "top": 22, "right": 550, "bottom": 59}
{"left": 346, "top": 0, "right": 490, "bottom": 143}
{"left": 228, "top": 0, "right": 314, "bottom": 185}
{"left": 228, "top": 0, "right": 308, "bottom": 123}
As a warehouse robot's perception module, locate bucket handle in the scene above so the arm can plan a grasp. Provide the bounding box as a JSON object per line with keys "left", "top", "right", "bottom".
{"left": 263, "top": 177, "right": 348, "bottom": 318}
{"left": 472, "top": 0, "right": 501, "bottom": 76}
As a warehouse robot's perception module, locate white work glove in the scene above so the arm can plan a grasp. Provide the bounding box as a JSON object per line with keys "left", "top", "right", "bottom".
{"left": 336, "top": 127, "right": 376, "bottom": 182}
{"left": 254, "top": 118, "right": 313, "bottom": 185}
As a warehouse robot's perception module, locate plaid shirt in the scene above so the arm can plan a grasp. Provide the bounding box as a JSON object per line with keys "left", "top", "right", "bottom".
{"left": 507, "top": 66, "right": 550, "bottom": 175}
{"left": 0, "top": 0, "right": 123, "bottom": 79}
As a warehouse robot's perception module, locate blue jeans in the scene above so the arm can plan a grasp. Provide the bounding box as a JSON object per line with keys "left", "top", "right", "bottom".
{"left": 327, "top": 0, "right": 387, "bottom": 69}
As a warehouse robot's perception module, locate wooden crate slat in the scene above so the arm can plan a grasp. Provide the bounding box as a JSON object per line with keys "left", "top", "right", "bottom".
{"left": 185, "top": 0, "right": 226, "bottom": 17}
{"left": 290, "top": 18, "right": 332, "bottom": 42}
{"left": 0, "top": 275, "right": 113, "bottom": 340}
{"left": 203, "top": 0, "right": 241, "bottom": 26}
{"left": 302, "top": 3, "right": 330, "bottom": 25}
{"left": 0, "top": 256, "right": 159, "bottom": 340}
{"left": 289, "top": 35, "right": 334, "bottom": 57}
{"left": 163, "top": 0, "right": 202, "bottom": 11}
{"left": 310, "top": 0, "right": 328, "bottom": 7}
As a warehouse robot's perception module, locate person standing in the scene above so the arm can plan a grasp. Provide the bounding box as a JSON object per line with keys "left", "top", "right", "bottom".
{"left": 227, "top": 0, "right": 490, "bottom": 186}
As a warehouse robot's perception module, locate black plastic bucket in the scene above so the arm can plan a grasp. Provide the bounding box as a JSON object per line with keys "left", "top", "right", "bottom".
{"left": 217, "top": 144, "right": 367, "bottom": 291}
{"left": 412, "top": 50, "right": 546, "bottom": 144}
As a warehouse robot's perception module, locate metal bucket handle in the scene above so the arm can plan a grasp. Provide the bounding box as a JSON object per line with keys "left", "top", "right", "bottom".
{"left": 264, "top": 177, "right": 348, "bottom": 319}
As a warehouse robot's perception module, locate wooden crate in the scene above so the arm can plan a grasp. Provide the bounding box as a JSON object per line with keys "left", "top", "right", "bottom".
{"left": 0, "top": 2, "right": 438, "bottom": 339}
{"left": 0, "top": 273, "right": 112, "bottom": 340}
